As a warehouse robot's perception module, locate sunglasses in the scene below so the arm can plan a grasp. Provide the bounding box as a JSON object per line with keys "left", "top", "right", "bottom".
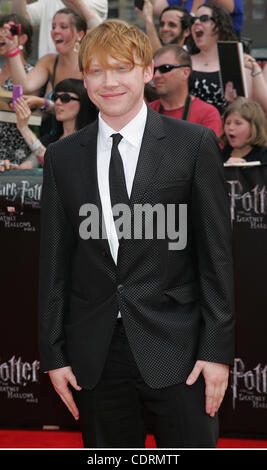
{"left": 51, "top": 92, "right": 80, "bottom": 103}
{"left": 191, "top": 14, "right": 215, "bottom": 24}
{"left": 153, "top": 64, "right": 190, "bottom": 75}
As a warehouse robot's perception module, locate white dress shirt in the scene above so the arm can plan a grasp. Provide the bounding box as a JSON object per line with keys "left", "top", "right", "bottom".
{"left": 97, "top": 101, "right": 147, "bottom": 265}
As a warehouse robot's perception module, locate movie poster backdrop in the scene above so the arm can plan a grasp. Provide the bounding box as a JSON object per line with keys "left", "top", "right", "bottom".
{"left": 0, "top": 170, "right": 76, "bottom": 429}
{"left": 0, "top": 167, "right": 266, "bottom": 436}
{"left": 219, "top": 165, "right": 267, "bottom": 437}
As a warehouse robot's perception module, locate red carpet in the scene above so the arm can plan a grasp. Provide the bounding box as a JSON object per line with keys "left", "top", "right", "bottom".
{"left": 0, "top": 430, "right": 266, "bottom": 448}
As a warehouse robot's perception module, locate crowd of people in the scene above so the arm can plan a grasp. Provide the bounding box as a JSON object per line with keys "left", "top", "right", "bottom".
{"left": 0, "top": 0, "right": 267, "bottom": 170}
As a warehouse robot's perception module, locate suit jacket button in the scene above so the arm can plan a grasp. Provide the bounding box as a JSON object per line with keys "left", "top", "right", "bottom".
{"left": 102, "top": 249, "right": 108, "bottom": 257}
{"left": 117, "top": 284, "right": 124, "bottom": 293}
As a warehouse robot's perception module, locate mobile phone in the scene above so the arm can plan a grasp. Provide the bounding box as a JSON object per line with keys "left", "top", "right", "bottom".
{"left": 9, "top": 22, "right": 22, "bottom": 36}
{"left": 134, "top": 0, "right": 144, "bottom": 10}
{"left": 12, "top": 84, "right": 23, "bottom": 110}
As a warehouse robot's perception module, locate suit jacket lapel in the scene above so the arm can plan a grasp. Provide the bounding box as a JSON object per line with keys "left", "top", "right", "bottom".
{"left": 78, "top": 120, "right": 99, "bottom": 207}
{"left": 117, "top": 107, "right": 168, "bottom": 263}
{"left": 130, "top": 106, "right": 167, "bottom": 206}
{"left": 78, "top": 120, "right": 112, "bottom": 256}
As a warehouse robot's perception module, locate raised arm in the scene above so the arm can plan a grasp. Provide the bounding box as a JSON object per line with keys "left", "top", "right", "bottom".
{"left": 8, "top": 52, "right": 51, "bottom": 94}
{"left": 15, "top": 97, "right": 46, "bottom": 165}
{"left": 208, "top": 0, "right": 234, "bottom": 13}
{"left": 3, "top": 22, "right": 51, "bottom": 93}
{"left": 149, "top": 0, "right": 168, "bottom": 17}
{"left": 62, "top": 0, "right": 102, "bottom": 28}
{"left": 150, "top": 0, "right": 235, "bottom": 16}
{"left": 244, "top": 55, "right": 267, "bottom": 114}
{"left": 11, "top": 0, "right": 31, "bottom": 22}
{"left": 136, "top": 0, "right": 162, "bottom": 53}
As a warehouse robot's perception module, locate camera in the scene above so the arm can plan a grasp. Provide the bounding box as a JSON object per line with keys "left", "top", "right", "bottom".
{"left": 9, "top": 22, "right": 22, "bottom": 36}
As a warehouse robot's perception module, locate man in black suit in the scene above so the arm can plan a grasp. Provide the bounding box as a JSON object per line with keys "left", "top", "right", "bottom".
{"left": 38, "top": 19, "right": 235, "bottom": 448}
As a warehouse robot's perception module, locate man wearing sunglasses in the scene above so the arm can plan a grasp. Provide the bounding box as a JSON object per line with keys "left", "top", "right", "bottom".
{"left": 150, "top": 0, "right": 244, "bottom": 37}
{"left": 149, "top": 44, "right": 222, "bottom": 136}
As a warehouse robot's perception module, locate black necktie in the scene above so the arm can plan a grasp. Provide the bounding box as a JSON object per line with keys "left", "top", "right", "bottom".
{"left": 109, "top": 133, "right": 130, "bottom": 240}
{"left": 109, "top": 133, "right": 129, "bottom": 209}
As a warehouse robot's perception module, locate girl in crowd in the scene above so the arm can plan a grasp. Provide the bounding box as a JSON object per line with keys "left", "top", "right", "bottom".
{"left": 0, "top": 78, "right": 97, "bottom": 171}
{"left": 0, "top": 13, "right": 39, "bottom": 165}
{"left": 3, "top": 8, "right": 87, "bottom": 106}
{"left": 189, "top": 2, "right": 252, "bottom": 115}
{"left": 221, "top": 98, "right": 267, "bottom": 165}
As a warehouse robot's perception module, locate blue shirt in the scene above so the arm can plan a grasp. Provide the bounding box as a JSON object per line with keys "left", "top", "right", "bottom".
{"left": 166, "top": 0, "right": 244, "bottom": 35}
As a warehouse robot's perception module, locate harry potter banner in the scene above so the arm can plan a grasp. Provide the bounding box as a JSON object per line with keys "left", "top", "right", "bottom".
{"left": 0, "top": 170, "right": 76, "bottom": 429}
{"left": 219, "top": 165, "right": 267, "bottom": 437}
{"left": 0, "top": 167, "right": 266, "bottom": 436}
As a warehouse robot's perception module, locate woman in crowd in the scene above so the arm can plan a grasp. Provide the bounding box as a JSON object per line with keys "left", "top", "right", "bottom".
{"left": 221, "top": 98, "right": 267, "bottom": 165}
{"left": 0, "top": 78, "right": 98, "bottom": 171}
{"left": 0, "top": 13, "right": 39, "bottom": 166}
{"left": 189, "top": 2, "right": 252, "bottom": 115}
{"left": 3, "top": 8, "right": 87, "bottom": 106}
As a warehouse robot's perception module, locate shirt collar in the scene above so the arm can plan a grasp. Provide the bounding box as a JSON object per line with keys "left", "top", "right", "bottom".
{"left": 98, "top": 101, "right": 147, "bottom": 148}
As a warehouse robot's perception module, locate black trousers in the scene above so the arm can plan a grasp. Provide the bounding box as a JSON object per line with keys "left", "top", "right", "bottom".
{"left": 74, "top": 319, "right": 219, "bottom": 448}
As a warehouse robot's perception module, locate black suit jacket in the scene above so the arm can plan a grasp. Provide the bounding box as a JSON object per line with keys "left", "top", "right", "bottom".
{"left": 38, "top": 106, "right": 235, "bottom": 389}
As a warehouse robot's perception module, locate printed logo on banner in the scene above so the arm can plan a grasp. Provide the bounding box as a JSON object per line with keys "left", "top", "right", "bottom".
{"left": 0, "top": 176, "right": 42, "bottom": 231}
{"left": 0, "top": 356, "right": 40, "bottom": 404}
{"left": 0, "top": 178, "right": 42, "bottom": 207}
{"left": 231, "top": 358, "right": 267, "bottom": 410}
{"left": 227, "top": 179, "right": 267, "bottom": 229}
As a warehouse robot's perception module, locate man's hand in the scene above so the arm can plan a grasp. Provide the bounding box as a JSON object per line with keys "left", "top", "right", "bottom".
{"left": 48, "top": 366, "right": 82, "bottom": 420}
{"left": 136, "top": 0, "right": 153, "bottom": 22}
{"left": 186, "top": 360, "right": 229, "bottom": 417}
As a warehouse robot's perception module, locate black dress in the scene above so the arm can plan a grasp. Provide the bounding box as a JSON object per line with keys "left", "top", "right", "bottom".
{"left": 0, "top": 64, "right": 33, "bottom": 164}
{"left": 189, "top": 70, "right": 227, "bottom": 115}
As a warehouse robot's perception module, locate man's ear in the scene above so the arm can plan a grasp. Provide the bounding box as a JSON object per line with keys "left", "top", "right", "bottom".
{"left": 183, "top": 66, "right": 192, "bottom": 81}
{"left": 144, "top": 63, "right": 154, "bottom": 84}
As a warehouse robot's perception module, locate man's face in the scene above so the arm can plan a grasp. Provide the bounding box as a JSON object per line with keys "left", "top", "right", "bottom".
{"left": 159, "top": 10, "right": 185, "bottom": 45}
{"left": 153, "top": 50, "right": 185, "bottom": 98}
{"left": 83, "top": 55, "right": 153, "bottom": 129}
